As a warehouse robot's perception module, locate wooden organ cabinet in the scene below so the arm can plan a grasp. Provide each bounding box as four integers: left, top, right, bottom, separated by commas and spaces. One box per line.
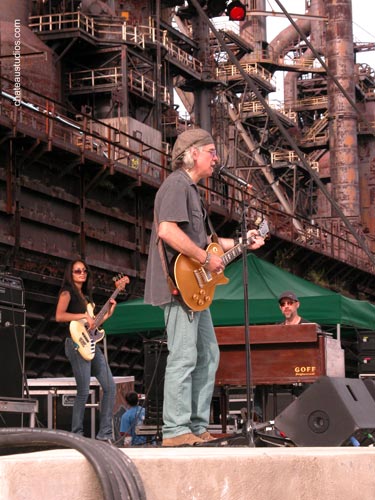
214, 323, 345, 429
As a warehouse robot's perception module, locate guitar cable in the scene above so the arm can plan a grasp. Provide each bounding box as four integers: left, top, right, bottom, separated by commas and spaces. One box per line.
0, 427, 146, 500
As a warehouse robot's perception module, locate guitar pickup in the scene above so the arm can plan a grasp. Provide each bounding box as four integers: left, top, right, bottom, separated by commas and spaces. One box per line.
194, 267, 212, 287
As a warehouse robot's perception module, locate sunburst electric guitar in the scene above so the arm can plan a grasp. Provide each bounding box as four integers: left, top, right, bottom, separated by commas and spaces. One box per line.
69, 275, 129, 361
172, 220, 269, 312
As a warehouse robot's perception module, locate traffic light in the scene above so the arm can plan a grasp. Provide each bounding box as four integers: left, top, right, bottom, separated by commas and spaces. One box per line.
226, 1, 246, 21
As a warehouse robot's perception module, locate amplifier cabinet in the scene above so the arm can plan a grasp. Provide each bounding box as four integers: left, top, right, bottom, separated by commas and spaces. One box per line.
0, 275, 25, 308
143, 340, 167, 426
358, 333, 375, 352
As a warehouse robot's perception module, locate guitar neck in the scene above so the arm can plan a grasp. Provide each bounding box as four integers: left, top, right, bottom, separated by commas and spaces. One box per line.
221, 225, 268, 266
93, 287, 122, 329
221, 242, 243, 267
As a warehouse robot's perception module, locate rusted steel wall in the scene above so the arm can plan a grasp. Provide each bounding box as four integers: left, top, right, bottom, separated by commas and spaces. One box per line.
1, 0, 29, 24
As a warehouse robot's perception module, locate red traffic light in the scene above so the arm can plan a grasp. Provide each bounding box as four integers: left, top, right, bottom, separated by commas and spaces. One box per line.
226, 1, 246, 21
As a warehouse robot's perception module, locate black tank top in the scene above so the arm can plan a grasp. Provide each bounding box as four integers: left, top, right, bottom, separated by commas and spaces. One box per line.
60, 285, 88, 314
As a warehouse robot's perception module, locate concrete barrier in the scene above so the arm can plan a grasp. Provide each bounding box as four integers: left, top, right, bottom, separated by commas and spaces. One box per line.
1, 446, 375, 500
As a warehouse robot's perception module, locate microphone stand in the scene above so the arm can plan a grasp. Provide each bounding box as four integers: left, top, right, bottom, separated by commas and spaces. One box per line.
214, 168, 257, 446
238, 193, 256, 447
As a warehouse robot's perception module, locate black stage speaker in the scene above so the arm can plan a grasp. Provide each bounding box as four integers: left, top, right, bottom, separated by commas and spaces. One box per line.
0, 306, 25, 398
143, 339, 168, 425
274, 376, 375, 446
0, 305, 26, 426
362, 378, 375, 401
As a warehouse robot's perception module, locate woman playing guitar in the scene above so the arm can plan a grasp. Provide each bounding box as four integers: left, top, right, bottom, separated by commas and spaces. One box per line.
55, 259, 127, 442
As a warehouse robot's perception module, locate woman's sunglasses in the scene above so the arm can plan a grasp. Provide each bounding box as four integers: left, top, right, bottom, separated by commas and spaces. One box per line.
73, 268, 88, 275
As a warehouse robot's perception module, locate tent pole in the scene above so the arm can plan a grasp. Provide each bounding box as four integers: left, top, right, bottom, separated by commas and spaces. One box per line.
337, 323, 341, 342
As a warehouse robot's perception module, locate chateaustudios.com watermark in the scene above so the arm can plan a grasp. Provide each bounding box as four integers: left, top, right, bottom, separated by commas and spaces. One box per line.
13, 19, 21, 106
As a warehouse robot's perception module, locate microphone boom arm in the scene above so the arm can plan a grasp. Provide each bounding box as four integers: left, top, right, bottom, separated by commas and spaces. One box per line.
216, 165, 251, 190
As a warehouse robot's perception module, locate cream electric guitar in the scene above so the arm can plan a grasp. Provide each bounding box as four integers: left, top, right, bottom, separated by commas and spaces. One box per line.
69, 275, 129, 361
172, 220, 269, 312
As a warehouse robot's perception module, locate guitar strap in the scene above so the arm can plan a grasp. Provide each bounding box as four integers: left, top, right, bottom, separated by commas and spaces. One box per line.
201, 197, 219, 244
154, 210, 181, 300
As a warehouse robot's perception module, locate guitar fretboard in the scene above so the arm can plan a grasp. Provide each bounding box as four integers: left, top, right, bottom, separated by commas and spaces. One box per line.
93, 286, 122, 329
220, 222, 268, 266
221, 243, 243, 266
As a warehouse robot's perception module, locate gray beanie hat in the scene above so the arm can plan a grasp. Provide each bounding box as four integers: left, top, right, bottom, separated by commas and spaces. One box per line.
171, 128, 214, 168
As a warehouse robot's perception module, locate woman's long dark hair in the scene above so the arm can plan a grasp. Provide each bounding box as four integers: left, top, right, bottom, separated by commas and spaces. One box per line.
59, 259, 94, 305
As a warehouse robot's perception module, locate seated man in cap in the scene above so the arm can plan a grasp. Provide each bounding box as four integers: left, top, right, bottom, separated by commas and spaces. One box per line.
145, 128, 265, 447
278, 291, 322, 331
278, 291, 310, 326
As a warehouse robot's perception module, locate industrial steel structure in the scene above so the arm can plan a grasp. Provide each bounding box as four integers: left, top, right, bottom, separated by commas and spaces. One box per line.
1, 0, 375, 388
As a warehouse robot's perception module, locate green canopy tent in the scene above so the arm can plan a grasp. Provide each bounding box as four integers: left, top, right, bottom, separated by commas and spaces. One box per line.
104, 253, 375, 336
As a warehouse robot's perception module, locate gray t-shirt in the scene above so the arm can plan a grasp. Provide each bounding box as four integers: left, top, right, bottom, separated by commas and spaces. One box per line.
144, 169, 208, 306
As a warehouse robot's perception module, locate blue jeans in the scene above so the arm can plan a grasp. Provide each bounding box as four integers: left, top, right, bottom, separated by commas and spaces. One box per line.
65, 337, 116, 439
162, 303, 220, 439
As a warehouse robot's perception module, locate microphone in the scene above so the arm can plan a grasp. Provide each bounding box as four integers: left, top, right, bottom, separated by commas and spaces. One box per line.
216, 165, 252, 190
0, 321, 25, 328
0, 321, 13, 331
